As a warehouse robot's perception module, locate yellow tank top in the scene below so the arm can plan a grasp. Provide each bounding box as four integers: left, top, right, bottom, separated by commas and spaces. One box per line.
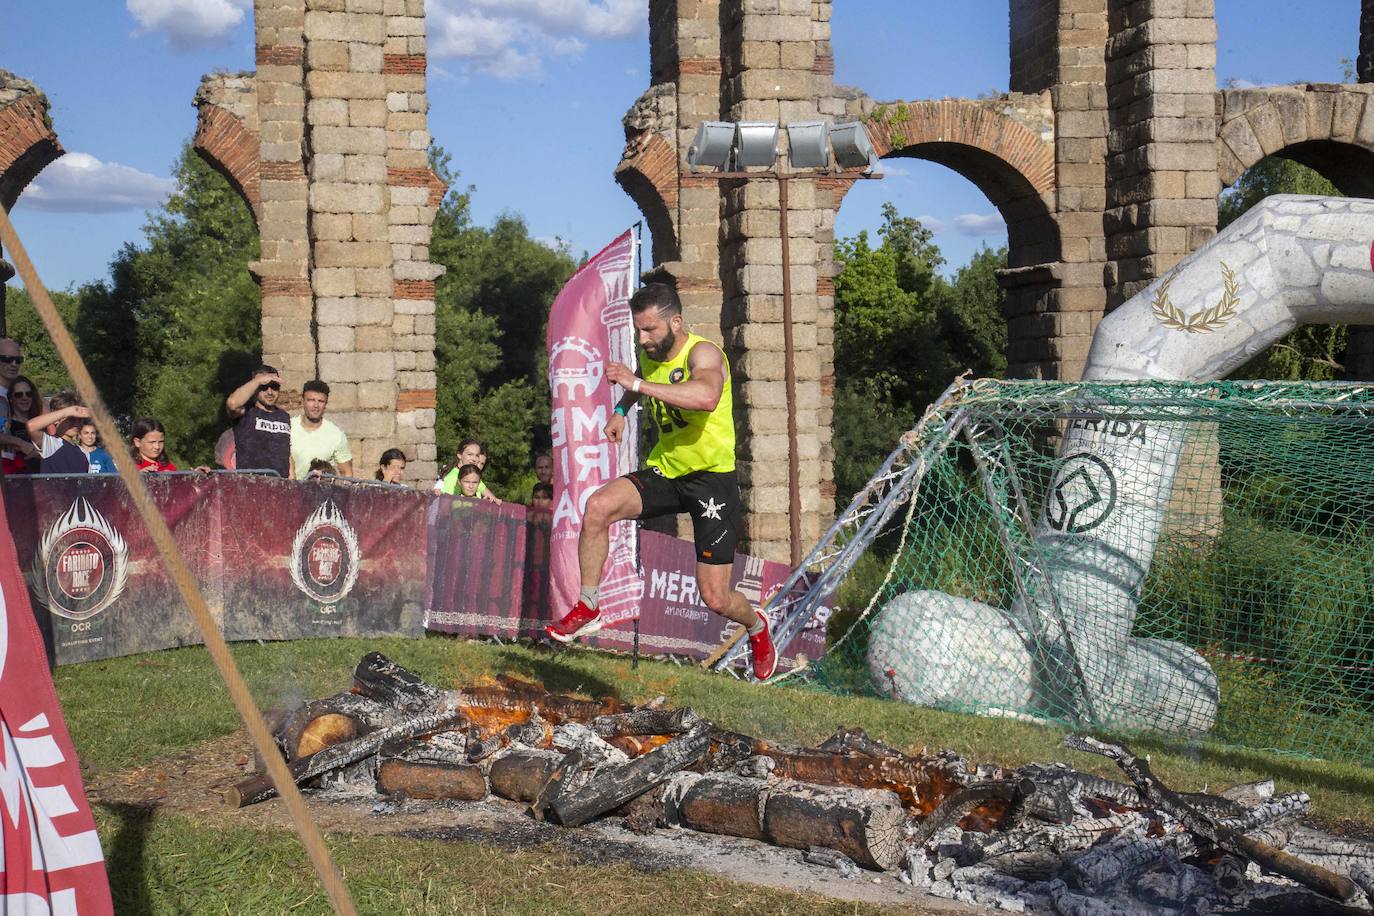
641, 333, 735, 478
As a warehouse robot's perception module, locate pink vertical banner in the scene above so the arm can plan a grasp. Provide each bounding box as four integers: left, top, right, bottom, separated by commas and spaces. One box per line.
547, 228, 643, 629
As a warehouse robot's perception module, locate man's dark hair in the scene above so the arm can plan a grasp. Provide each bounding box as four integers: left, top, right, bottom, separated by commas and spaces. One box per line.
47, 390, 83, 413
532, 482, 553, 499
254, 364, 278, 378
303, 379, 330, 397
630, 282, 682, 318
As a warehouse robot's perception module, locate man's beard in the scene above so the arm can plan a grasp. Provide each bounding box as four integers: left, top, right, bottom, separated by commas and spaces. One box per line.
644, 328, 676, 362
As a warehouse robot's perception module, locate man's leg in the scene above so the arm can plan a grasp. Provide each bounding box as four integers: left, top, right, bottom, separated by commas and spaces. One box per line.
578, 477, 643, 588
546, 476, 644, 643
695, 563, 756, 627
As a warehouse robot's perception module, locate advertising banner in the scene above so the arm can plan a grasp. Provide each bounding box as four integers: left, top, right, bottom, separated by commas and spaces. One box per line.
546, 228, 642, 629
0, 480, 113, 912
3, 474, 425, 665
218, 475, 427, 642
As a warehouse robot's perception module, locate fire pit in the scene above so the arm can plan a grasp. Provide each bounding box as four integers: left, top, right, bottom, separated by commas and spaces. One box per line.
233, 653, 1374, 913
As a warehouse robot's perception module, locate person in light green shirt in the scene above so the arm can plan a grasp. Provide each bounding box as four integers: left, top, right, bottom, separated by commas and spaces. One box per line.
290, 380, 353, 479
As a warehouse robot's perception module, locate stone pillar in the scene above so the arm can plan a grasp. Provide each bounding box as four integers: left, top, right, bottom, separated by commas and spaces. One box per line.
1007, 0, 1110, 380
1105, 0, 1219, 308
1361, 0, 1374, 82
253, 0, 315, 390
296, 0, 439, 482
718, 0, 828, 562
383, 0, 440, 483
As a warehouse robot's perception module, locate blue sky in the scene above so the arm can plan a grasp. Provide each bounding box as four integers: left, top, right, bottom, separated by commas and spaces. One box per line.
0, 1, 1359, 292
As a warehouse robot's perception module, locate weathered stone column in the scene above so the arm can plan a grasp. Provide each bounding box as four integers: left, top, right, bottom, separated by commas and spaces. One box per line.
1007, 0, 1109, 380
1105, 0, 1219, 307
253, 0, 315, 389
718, 0, 829, 561
1347, 0, 1374, 378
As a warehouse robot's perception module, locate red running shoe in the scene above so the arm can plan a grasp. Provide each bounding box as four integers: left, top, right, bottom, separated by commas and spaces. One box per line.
546, 600, 602, 643
748, 613, 777, 681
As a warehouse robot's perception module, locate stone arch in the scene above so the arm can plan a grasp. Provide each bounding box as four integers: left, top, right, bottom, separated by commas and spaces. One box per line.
0, 73, 63, 211
193, 74, 261, 227
855, 99, 1060, 267
614, 132, 679, 265
1219, 85, 1374, 197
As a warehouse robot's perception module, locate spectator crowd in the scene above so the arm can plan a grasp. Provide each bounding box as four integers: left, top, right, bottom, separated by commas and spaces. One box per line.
0, 339, 555, 510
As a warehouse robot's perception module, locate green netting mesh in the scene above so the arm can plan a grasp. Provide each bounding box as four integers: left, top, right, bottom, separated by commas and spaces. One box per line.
805, 378, 1374, 763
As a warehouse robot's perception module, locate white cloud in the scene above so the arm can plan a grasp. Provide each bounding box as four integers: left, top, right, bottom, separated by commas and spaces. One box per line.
874, 161, 911, 180
912, 212, 1005, 237
127, 0, 251, 49
427, 0, 646, 79
16, 153, 176, 214
952, 212, 1006, 236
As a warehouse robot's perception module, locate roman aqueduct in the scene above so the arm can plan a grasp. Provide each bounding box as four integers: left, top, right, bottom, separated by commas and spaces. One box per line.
3, 1, 1374, 561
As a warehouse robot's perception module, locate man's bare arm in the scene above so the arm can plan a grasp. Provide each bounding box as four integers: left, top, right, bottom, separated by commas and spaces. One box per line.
226, 371, 278, 418
634, 341, 727, 412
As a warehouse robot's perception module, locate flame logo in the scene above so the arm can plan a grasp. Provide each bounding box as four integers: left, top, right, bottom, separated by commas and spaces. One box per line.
289, 500, 360, 606
28, 498, 129, 621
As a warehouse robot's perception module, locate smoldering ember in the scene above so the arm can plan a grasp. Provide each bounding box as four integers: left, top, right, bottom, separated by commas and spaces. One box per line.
231, 653, 1374, 915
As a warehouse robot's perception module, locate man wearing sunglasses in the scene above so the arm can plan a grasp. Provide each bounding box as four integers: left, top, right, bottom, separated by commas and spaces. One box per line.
226, 365, 291, 479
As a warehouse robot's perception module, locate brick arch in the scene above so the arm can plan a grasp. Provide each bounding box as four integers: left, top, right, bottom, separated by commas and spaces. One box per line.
1219, 85, 1374, 197
614, 132, 679, 264
862, 100, 1055, 203
0, 90, 63, 211
194, 102, 261, 226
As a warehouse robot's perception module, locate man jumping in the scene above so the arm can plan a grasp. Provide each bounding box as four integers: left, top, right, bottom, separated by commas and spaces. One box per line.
545, 282, 777, 681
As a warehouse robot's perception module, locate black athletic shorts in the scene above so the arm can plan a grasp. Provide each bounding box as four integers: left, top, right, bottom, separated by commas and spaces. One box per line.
626, 467, 745, 565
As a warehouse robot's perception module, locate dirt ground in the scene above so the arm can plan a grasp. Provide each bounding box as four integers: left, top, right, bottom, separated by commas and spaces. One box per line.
85, 731, 985, 914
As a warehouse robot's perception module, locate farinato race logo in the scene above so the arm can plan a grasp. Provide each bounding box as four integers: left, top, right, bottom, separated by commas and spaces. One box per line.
290, 499, 360, 607
28, 498, 129, 621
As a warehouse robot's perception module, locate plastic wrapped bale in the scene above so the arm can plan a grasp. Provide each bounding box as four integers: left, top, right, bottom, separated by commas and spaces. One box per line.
867, 590, 1217, 735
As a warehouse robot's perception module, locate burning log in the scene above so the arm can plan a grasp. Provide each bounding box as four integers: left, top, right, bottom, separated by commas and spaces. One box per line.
487, 748, 562, 803
376, 759, 487, 800
547, 726, 711, 827
910, 778, 1037, 848
225, 708, 467, 808
1065, 734, 1359, 902
815, 726, 907, 759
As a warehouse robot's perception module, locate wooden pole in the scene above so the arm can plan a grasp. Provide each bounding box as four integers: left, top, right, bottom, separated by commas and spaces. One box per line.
0, 206, 359, 916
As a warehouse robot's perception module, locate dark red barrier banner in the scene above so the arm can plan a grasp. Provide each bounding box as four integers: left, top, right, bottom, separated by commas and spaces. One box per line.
3, 474, 426, 665
422, 497, 528, 638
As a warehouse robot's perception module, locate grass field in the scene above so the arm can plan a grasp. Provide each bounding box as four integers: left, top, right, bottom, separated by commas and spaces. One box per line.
58, 634, 1374, 913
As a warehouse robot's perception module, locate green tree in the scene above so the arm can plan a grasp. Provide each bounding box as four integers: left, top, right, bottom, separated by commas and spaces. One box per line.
831, 205, 1008, 504
429, 147, 576, 496
1219, 157, 1344, 381
68, 145, 261, 464
4, 286, 75, 395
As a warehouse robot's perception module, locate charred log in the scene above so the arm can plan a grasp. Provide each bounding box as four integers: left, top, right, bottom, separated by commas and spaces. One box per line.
352, 653, 443, 710
487, 748, 562, 803
548, 726, 711, 827
761, 780, 907, 871
591, 706, 700, 739
910, 778, 1037, 848
1065, 734, 1358, 902
377, 759, 487, 800
676, 773, 770, 841
225, 709, 466, 808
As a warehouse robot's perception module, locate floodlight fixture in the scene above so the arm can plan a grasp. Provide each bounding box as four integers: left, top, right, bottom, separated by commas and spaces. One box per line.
830, 121, 876, 170
786, 120, 831, 170
733, 121, 780, 168
687, 121, 735, 169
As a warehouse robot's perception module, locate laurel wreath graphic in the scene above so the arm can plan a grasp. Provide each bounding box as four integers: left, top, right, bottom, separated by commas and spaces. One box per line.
1151, 261, 1241, 334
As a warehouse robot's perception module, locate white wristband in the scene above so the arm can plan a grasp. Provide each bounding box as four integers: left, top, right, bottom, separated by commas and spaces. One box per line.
632, 378, 642, 394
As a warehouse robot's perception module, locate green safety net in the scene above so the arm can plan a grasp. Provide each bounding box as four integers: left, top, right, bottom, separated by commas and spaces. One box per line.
805, 378, 1374, 763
